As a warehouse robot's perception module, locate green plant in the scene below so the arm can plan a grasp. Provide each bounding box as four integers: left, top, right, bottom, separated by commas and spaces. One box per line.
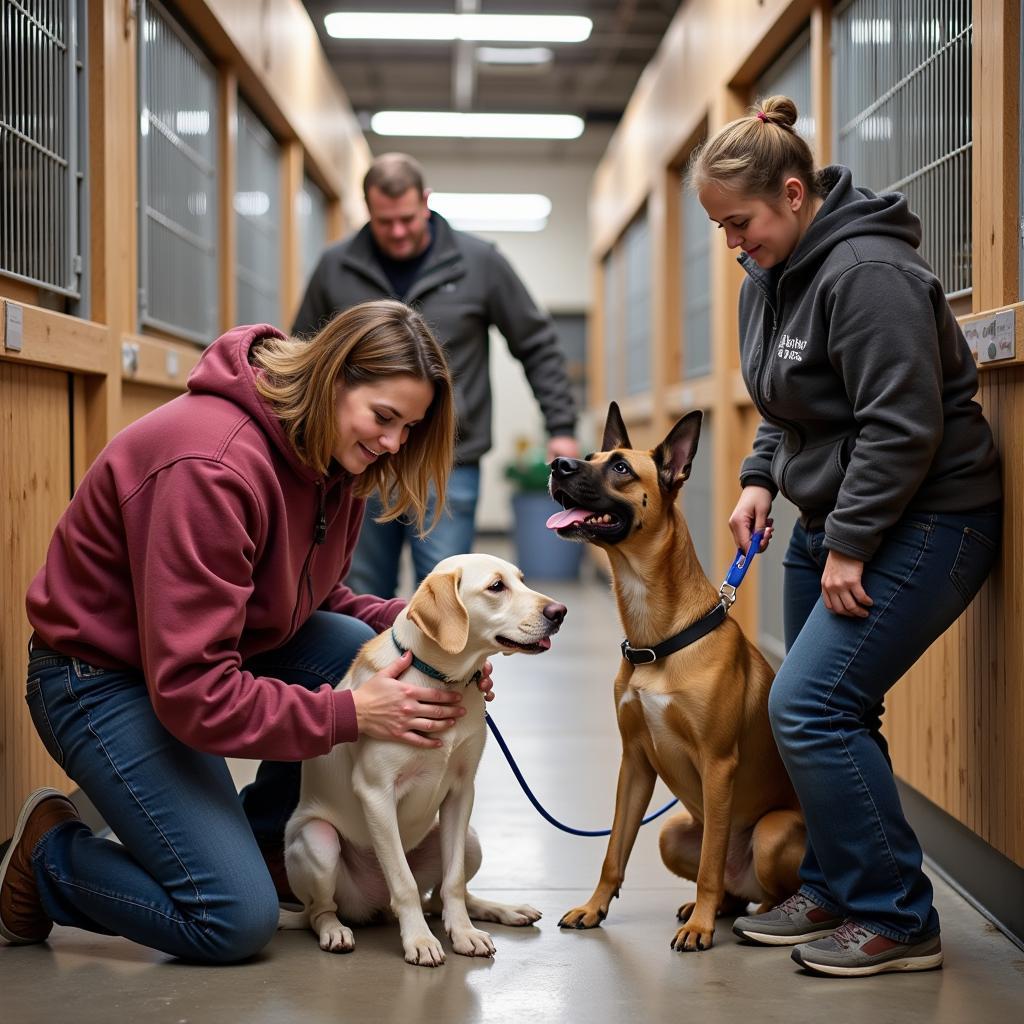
504, 439, 551, 492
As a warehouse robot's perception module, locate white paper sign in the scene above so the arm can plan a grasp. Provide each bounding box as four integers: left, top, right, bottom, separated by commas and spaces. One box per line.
962, 309, 1016, 364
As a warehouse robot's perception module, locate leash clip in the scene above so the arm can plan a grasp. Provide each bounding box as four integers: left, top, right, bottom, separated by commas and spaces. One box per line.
717, 530, 765, 611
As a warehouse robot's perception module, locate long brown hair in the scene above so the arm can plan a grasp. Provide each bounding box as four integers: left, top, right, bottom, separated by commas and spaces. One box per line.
252, 300, 455, 533
687, 95, 825, 201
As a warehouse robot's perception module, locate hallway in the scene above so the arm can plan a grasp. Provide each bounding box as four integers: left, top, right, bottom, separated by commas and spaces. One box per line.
1, 551, 1022, 1023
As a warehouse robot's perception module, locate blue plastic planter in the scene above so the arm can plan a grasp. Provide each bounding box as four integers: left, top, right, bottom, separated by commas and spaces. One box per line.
510, 492, 585, 581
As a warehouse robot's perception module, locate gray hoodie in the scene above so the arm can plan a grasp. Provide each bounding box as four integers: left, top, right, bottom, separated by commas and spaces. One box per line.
292, 212, 576, 465
738, 166, 1000, 560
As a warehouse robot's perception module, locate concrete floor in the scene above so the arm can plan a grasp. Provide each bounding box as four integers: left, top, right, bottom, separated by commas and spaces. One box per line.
3, 543, 1023, 1023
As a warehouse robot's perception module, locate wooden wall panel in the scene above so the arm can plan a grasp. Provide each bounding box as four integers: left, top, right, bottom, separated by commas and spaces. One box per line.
0, 364, 74, 836
118, 383, 187, 433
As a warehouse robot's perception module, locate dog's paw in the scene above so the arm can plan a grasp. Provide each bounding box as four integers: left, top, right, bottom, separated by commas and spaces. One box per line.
501, 903, 542, 927
317, 922, 355, 954
450, 926, 496, 958
465, 896, 542, 926
558, 903, 607, 929
670, 919, 715, 952
404, 931, 446, 967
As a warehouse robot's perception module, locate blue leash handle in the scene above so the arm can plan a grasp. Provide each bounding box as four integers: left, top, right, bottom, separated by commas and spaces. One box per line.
485, 530, 766, 838
719, 529, 764, 607
484, 712, 679, 837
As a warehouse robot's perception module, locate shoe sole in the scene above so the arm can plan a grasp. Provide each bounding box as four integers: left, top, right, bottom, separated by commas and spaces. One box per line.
0, 787, 69, 945
733, 924, 840, 946
796, 951, 944, 977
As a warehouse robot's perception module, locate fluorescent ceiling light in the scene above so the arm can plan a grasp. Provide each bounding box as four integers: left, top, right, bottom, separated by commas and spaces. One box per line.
428, 192, 552, 233
370, 111, 584, 139
476, 47, 554, 66
324, 13, 592, 43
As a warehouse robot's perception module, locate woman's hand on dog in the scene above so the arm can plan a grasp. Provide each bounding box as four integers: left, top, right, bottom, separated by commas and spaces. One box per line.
729, 486, 774, 553
352, 650, 468, 747
477, 660, 495, 702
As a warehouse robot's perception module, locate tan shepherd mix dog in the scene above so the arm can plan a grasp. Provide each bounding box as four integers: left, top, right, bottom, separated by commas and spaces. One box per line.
547, 402, 805, 952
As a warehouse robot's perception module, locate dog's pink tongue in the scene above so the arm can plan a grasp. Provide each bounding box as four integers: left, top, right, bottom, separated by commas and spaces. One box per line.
546, 507, 592, 530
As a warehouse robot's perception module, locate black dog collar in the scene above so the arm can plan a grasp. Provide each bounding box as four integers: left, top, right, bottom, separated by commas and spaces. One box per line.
620, 602, 728, 666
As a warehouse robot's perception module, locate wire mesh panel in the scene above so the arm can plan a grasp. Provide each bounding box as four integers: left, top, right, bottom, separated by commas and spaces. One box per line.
833, 0, 972, 298
681, 185, 712, 378
297, 174, 328, 298
138, 0, 218, 342
602, 249, 622, 402
622, 210, 651, 396
1, 0, 80, 296
756, 27, 815, 149
234, 99, 281, 328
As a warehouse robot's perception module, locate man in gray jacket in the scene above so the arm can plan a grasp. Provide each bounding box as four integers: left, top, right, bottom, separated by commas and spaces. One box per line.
292, 153, 579, 597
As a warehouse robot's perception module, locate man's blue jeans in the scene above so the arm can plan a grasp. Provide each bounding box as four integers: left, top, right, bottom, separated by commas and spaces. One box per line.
23, 610, 374, 962
345, 464, 480, 598
772, 508, 1001, 942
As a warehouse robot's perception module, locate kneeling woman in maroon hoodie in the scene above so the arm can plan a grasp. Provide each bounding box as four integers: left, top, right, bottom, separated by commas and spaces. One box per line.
2, 300, 486, 962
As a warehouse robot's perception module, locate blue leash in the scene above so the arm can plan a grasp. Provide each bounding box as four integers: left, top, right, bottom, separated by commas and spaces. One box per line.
484, 712, 678, 837
485, 530, 764, 838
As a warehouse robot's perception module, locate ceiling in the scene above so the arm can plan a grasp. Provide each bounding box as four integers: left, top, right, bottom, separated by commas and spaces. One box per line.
299, 1, 683, 162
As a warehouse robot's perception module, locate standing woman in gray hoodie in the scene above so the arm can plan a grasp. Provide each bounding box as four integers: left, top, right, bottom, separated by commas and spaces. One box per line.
691, 95, 1002, 977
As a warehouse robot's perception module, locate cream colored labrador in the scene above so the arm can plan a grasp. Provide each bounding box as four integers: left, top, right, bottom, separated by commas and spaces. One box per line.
279, 553, 566, 966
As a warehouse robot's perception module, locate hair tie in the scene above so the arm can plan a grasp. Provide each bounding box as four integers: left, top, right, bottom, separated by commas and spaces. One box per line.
756, 111, 768, 123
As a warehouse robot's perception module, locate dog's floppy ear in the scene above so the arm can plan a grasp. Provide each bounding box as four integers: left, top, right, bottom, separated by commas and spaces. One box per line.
407, 569, 470, 654
654, 410, 703, 492
601, 401, 632, 451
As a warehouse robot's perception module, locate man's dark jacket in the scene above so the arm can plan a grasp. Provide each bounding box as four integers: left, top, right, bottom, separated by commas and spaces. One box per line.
292, 212, 576, 465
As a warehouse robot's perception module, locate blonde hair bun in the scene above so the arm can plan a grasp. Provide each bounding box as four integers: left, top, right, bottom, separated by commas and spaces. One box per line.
756, 95, 799, 130
687, 93, 820, 200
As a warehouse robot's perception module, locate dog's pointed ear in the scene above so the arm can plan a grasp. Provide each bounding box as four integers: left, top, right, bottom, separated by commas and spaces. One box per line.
407, 569, 469, 654
654, 410, 703, 492
601, 402, 632, 451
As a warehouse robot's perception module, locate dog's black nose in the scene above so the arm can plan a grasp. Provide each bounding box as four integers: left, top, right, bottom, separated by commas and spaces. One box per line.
550, 458, 580, 478
543, 602, 567, 626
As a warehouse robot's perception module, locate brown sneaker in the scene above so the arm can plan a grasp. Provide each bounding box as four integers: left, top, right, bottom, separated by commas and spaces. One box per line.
0, 788, 82, 944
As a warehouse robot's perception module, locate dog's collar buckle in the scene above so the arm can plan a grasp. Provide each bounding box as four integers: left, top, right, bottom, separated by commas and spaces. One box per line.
620, 640, 658, 665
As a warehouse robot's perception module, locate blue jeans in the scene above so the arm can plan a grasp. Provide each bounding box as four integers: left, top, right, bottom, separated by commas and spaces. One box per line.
24, 610, 374, 962
345, 464, 480, 599
772, 508, 1001, 942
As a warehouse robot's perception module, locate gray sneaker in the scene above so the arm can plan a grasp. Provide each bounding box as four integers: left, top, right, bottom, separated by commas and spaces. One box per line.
733, 893, 843, 945
793, 920, 943, 977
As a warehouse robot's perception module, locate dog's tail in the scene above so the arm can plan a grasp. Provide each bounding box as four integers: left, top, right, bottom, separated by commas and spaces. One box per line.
277, 905, 308, 930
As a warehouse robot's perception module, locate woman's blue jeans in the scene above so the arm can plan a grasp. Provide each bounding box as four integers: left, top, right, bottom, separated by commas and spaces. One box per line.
24, 610, 374, 962
773, 508, 1001, 942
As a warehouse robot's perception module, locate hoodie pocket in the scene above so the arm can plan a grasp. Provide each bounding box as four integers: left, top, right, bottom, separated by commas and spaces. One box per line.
779, 436, 850, 512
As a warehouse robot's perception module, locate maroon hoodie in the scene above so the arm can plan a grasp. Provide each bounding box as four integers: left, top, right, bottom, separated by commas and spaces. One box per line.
26, 324, 405, 760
